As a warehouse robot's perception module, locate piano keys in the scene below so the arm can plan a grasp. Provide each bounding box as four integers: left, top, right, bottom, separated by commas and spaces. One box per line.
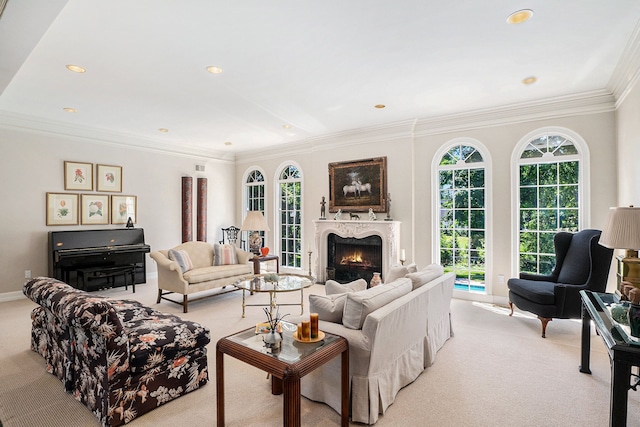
49, 228, 151, 290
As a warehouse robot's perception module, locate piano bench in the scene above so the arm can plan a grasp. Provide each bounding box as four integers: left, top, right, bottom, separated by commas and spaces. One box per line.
77, 265, 136, 292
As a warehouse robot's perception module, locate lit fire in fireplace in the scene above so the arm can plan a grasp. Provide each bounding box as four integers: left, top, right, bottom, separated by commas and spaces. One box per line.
340, 250, 373, 267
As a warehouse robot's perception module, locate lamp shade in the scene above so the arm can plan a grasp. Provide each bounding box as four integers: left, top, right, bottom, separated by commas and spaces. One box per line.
240, 211, 270, 232
599, 206, 640, 250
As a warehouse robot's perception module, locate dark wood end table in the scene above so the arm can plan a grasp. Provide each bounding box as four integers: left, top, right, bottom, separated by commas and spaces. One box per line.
251, 254, 280, 274
216, 326, 349, 427
579, 290, 640, 427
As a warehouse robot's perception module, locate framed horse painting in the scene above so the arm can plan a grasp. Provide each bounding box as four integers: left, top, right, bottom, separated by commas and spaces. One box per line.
328, 157, 387, 213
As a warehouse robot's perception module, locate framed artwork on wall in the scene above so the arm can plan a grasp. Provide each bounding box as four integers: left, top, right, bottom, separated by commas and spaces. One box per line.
328, 157, 387, 213
64, 161, 93, 191
97, 164, 123, 192
111, 195, 137, 224
81, 194, 110, 225
46, 192, 79, 225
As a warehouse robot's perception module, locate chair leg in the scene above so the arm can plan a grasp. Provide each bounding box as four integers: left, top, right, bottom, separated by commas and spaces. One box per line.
183, 295, 188, 313
508, 301, 514, 316
157, 289, 162, 303
538, 316, 552, 338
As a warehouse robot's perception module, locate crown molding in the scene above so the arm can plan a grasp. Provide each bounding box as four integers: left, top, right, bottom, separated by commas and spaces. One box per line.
0, 111, 235, 163
609, 20, 640, 107
235, 120, 415, 164
412, 90, 615, 137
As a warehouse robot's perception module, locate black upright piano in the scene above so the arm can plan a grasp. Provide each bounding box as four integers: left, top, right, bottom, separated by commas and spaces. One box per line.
49, 228, 151, 290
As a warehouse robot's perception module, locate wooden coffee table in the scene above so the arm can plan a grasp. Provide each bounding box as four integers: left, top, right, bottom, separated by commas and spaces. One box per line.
216, 326, 349, 427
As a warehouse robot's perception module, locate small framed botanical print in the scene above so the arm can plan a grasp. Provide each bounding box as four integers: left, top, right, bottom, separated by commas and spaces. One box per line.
64, 161, 93, 191
81, 194, 110, 225
111, 195, 137, 224
46, 193, 79, 225
97, 164, 123, 192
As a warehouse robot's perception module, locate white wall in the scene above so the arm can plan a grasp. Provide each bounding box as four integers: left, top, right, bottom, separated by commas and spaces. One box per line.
616, 79, 640, 206
236, 111, 617, 300
0, 127, 236, 294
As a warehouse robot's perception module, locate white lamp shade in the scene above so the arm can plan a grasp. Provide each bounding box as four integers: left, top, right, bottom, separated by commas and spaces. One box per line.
240, 211, 270, 232
599, 206, 640, 250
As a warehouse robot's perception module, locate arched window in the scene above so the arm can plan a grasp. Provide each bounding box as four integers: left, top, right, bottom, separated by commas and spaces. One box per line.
434, 141, 490, 293
243, 168, 266, 248
278, 164, 302, 268
512, 129, 588, 276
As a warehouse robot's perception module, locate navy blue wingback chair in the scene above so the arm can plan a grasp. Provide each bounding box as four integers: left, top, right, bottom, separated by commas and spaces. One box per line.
507, 229, 613, 337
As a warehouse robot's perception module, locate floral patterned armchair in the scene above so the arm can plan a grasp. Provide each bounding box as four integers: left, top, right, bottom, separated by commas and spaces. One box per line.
23, 277, 210, 427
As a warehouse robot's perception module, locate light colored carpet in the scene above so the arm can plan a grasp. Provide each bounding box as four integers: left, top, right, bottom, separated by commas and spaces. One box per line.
1, 279, 639, 426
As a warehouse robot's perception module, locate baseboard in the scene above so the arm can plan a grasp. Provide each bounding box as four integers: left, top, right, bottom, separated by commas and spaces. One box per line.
0, 290, 27, 303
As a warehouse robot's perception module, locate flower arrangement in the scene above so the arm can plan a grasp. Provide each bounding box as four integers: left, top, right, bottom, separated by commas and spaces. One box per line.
262, 307, 289, 353
263, 307, 288, 332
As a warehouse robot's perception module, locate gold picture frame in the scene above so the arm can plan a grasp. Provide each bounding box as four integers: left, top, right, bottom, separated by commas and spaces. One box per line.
328, 157, 387, 213
46, 192, 79, 226
111, 195, 137, 224
81, 194, 110, 225
64, 161, 93, 191
97, 164, 123, 192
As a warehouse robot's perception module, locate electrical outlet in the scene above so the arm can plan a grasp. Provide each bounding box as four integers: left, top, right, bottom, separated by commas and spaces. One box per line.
498, 274, 505, 284
25, 270, 32, 279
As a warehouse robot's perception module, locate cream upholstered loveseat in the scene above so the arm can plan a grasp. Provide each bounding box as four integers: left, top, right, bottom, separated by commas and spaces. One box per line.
294, 267, 455, 424
150, 241, 252, 312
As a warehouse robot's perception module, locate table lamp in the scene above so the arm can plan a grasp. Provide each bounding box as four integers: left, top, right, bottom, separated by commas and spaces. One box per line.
599, 206, 640, 292
240, 211, 270, 255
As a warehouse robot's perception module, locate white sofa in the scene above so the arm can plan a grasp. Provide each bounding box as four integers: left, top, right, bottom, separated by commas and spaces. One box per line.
150, 241, 253, 312
295, 269, 455, 424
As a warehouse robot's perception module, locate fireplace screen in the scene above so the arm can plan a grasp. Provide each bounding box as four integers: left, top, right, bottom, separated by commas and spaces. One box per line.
327, 233, 382, 283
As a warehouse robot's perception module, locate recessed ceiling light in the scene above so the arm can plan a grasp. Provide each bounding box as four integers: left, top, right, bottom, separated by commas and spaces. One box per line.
65, 64, 86, 73
224, 141, 232, 146
282, 124, 292, 129
522, 76, 537, 85
158, 128, 169, 133
507, 9, 533, 24
374, 104, 386, 109
63, 107, 77, 113
206, 66, 223, 74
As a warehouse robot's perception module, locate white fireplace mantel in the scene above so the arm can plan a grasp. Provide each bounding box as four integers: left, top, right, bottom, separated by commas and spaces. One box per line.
313, 220, 401, 283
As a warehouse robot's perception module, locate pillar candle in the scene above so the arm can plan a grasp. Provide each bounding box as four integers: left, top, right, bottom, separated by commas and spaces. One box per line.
401, 249, 406, 261
310, 313, 319, 338
301, 320, 311, 341
297, 323, 303, 339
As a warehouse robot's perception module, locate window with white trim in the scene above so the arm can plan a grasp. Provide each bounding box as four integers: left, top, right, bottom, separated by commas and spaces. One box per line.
278, 165, 302, 268
516, 134, 582, 275
244, 169, 265, 248
437, 143, 487, 292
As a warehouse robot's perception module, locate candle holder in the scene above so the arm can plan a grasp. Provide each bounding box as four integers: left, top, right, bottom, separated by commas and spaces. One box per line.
400, 259, 405, 265
308, 251, 313, 277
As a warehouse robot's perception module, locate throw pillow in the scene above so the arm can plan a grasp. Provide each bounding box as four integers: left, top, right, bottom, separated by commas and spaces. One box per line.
309, 293, 348, 323
384, 265, 409, 284
325, 278, 367, 295
168, 249, 194, 273
213, 243, 238, 266
342, 279, 412, 329
406, 264, 445, 290
405, 263, 418, 274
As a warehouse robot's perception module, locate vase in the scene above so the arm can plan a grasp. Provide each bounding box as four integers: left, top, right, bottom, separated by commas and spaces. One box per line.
263, 330, 282, 353
370, 272, 382, 287
629, 304, 640, 338
261, 247, 270, 256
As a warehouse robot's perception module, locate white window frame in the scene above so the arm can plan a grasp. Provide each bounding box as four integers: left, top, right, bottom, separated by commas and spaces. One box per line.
275, 162, 303, 270
432, 138, 492, 296
242, 166, 267, 249
510, 127, 590, 278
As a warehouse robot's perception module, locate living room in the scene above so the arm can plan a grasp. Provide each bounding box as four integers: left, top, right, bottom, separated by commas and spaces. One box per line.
1, 1, 640, 426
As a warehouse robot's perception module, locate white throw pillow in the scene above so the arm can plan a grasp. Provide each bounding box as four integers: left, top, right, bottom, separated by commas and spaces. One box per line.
406, 264, 445, 290
342, 278, 412, 329
384, 265, 409, 284
325, 278, 367, 295
309, 293, 348, 323
405, 263, 418, 274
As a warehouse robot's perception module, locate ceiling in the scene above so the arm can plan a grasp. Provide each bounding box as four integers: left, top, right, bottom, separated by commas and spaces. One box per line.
1, 1, 640, 160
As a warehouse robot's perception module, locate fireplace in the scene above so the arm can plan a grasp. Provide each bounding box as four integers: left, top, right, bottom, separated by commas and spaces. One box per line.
312, 219, 401, 284
327, 234, 382, 283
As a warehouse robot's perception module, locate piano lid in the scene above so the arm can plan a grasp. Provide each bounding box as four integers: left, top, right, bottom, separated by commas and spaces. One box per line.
50, 228, 146, 250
